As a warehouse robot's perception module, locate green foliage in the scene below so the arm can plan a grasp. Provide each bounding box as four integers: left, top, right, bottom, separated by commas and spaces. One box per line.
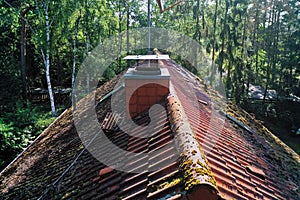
0, 101, 63, 170
35, 117, 55, 132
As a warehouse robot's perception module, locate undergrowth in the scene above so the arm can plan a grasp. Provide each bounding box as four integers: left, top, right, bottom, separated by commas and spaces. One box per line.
0, 100, 66, 171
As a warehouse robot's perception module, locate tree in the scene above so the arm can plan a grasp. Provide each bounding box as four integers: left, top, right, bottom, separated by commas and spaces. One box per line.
1, 0, 28, 103
1, 0, 300, 111
35, 0, 56, 116
20, 7, 27, 100
218, 0, 229, 81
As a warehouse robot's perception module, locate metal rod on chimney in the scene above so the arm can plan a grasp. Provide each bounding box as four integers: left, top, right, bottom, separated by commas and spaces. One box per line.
147, 0, 150, 54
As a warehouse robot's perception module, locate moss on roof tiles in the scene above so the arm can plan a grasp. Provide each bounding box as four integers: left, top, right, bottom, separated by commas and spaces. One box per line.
167, 94, 219, 197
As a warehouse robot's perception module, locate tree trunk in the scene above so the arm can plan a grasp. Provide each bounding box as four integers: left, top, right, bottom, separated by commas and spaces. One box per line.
193, 0, 200, 41
241, 16, 247, 98
72, 38, 76, 109
85, 0, 90, 93
44, 4, 56, 117
126, 2, 130, 67
20, 9, 27, 100
118, 0, 122, 68
262, 63, 270, 104
254, 3, 259, 79
271, 10, 281, 89
72, 16, 80, 109
211, 0, 219, 82
264, 1, 276, 105
226, 32, 233, 95
201, 0, 206, 31
219, 0, 228, 80
226, 59, 232, 94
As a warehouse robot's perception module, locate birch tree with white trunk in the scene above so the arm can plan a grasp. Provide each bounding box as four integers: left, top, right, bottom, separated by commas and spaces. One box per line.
36, 0, 56, 116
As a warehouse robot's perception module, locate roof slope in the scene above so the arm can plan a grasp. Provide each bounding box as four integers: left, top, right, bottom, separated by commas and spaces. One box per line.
0, 59, 299, 200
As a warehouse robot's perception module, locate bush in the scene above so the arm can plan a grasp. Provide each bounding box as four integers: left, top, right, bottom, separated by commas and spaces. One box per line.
0, 119, 27, 169
0, 101, 65, 171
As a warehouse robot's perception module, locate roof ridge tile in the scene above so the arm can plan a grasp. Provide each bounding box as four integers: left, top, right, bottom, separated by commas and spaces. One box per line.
166, 93, 220, 200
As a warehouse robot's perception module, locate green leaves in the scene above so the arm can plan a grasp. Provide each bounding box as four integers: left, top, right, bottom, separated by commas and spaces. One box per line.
0, 100, 62, 170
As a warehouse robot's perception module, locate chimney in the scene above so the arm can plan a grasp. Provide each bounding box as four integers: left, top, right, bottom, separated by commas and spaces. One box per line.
124, 53, 170, 119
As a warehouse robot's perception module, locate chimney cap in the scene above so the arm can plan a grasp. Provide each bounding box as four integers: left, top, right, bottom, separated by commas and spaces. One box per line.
123, 54, 170, 60
125, 68, 170, 79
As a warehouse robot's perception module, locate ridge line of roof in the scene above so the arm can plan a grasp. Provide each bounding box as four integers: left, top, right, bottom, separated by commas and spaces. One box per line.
166, 83, 220, 200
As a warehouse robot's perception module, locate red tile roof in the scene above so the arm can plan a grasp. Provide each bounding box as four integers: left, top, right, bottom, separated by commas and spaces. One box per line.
0, 59, 299, 200
163, 60, 300, 199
